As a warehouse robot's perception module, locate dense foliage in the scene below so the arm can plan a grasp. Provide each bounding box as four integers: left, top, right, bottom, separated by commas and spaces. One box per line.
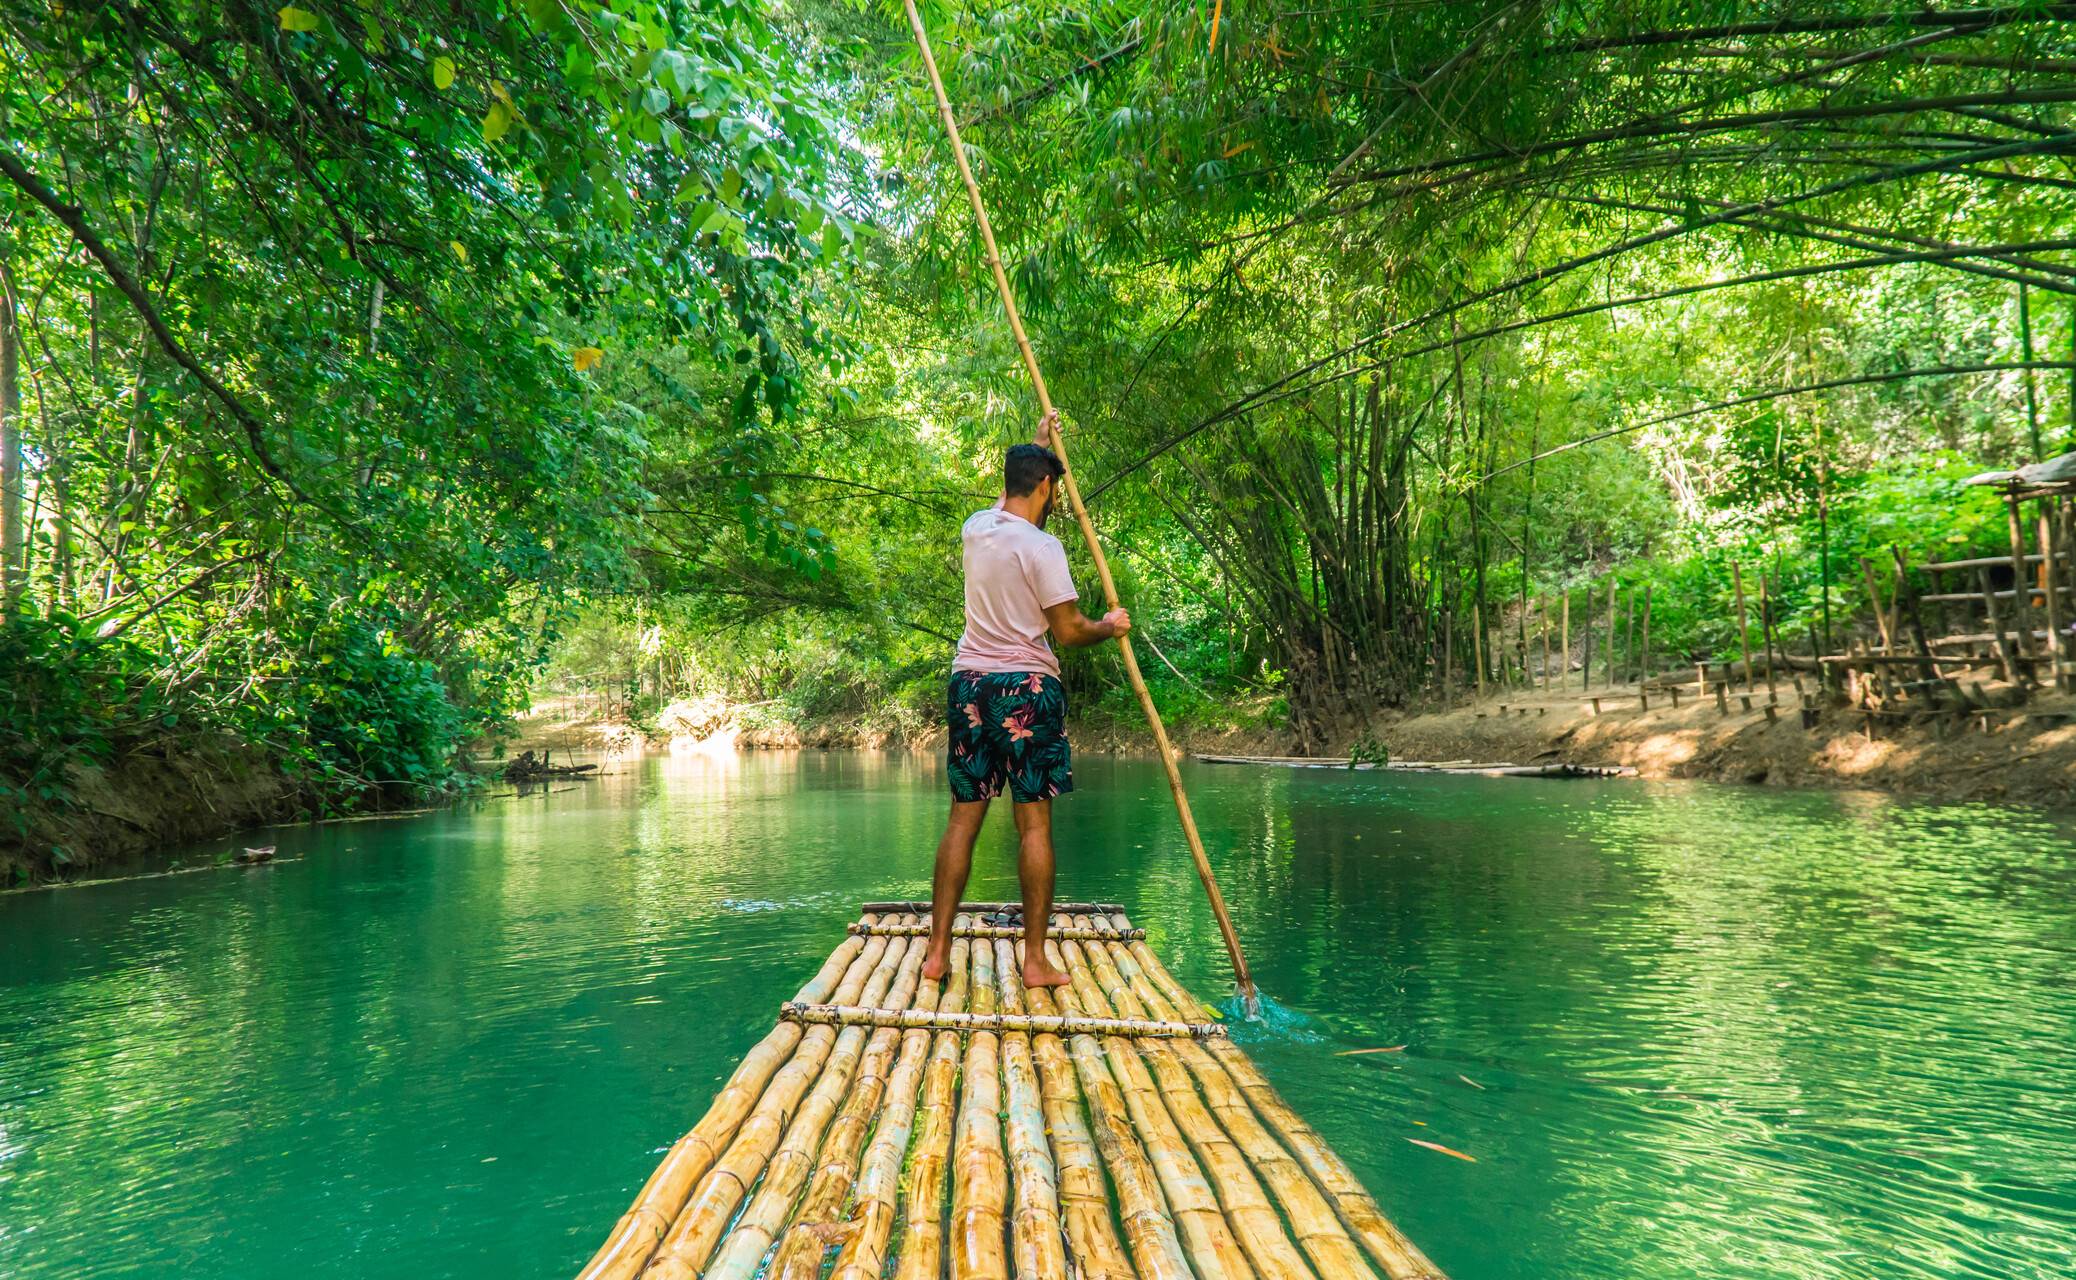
8, 0, 2076, 821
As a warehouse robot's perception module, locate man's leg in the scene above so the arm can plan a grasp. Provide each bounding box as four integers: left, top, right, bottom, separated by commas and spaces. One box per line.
1013, 799, 1072, 987
923, 799, 989, 982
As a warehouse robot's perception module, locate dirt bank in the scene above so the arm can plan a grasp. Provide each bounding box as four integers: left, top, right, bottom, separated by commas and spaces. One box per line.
1363, 680, 2076, 809
4, 736, 319, 884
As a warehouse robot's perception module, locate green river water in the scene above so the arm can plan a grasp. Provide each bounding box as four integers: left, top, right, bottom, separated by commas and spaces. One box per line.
2, 751, 2073, 1279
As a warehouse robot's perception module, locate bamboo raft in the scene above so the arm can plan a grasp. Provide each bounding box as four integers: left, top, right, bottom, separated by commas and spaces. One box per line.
575, 906, 1446, 1280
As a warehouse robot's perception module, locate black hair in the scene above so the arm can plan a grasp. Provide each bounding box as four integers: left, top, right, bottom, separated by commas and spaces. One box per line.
1004, 443, 1065, 498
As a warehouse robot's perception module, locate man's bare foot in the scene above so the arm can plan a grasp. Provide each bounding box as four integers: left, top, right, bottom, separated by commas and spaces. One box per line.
922, 952, 949, 982
1022, 958, 1073, 988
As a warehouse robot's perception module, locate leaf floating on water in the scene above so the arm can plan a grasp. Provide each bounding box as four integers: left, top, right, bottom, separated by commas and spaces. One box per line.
1407, 1138, 1476, 1162
1458, 1074, 1485, 1089
1335, 1046, 1407, 1055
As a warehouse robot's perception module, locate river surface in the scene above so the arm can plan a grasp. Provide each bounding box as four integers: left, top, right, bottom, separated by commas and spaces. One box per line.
3, 751, 2073, 1279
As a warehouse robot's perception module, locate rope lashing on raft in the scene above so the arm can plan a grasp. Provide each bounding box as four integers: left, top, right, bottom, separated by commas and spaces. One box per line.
779, 1001, 1228, 1040
859, 899, 1127, 914
847, 922, 1147, 941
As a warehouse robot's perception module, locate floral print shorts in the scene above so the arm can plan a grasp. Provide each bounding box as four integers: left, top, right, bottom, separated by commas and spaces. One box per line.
946, 670, 1073, 804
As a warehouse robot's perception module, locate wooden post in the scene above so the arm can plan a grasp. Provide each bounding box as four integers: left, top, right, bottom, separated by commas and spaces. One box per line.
1560, 590, 1570, 692
1473, 607, 1486, 700
1580, 590, 1592, 690
1540, 593, 1552, 693
1732, 564, 1754, 691
1640, 584, 1652, 682
2008, 490, 2037, 656
2040, 507, 2068, 691
1977, 565, 2020, 683
1859, 557, 1893, 654
1606, 578, 1617, 690
1890, 547, 1938, 685
903, 1, 1256, 1009
1624, 587, 1635, 687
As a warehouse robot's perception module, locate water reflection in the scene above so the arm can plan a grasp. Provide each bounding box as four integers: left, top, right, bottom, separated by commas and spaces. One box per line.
0, 755, 2071, 1280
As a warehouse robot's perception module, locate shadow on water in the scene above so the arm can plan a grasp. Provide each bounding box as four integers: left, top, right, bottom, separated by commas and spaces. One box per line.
3, 750, 2073, 1280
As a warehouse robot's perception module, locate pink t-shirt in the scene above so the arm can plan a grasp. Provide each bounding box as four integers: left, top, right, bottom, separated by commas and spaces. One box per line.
953, 507, 1078, 676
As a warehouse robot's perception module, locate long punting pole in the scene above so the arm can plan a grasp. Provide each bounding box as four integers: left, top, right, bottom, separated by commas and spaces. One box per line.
902, 0, 1258, 1014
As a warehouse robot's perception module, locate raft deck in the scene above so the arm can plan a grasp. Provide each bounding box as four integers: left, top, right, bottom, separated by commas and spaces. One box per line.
576, 905, 1445, 1280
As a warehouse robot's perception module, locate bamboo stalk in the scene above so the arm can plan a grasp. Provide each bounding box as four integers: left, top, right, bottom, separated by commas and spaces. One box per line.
1026, 959, 1196, 1280
850, 922, 1145, 940
901, 0, 1256, 1012
861, 900, 1126, 914
1067, 925, 1312, 1280
1120, 932, 1447, 1280
1560, 590, 1570, 691
2040, 507, 2068, 689
889, 924, 972, 1280
640, 933, 905, 1279
779, 1003, 1226, 1039
989, 939, 1069, 1280
1098, 935, 1383, 1280
705, 919, 931, 1280
1013, 948, 1137, 1280
825, 932, 950, 1280
949, 927, 1009, 1280
1053, 933, 1256, 1280
573, 925, 876, 1280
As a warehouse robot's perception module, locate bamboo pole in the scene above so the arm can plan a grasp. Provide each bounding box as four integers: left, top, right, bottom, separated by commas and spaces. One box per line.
574, 924, 876, 1280
1014, 946, 1137, 1280
949, 926, 1008, 1280
991, 939, 1068, 1280
1539, 594, 1551, 691
1560, 590, 1570, 691
1732, 564, 1754, 691
1054, 935, 1257, 1280
1859, 558, 1893, 654
704, 921, 929, 1280
1119, 933, 1447, 1280
640, 933, 905, 1279
1605, 579, 1617, 690
824, 932, 949, 1280
1095, 932, 1384, 1280
1026, 962, 1195, 1280
2009, 491, 2039, 657
2044, 508, 2070, 692
901, 0, 1256, 1012
1472, 607, 1485, 700
890, 925, 971, 1280
849, 922, 1145, 940
1068, 925, 1313, 1280
779, 1004, 1226, 1039
1640, 584, 1652, 682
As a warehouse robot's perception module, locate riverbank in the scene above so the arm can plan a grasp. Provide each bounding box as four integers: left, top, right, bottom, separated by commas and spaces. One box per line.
1360, 679, 2076, 808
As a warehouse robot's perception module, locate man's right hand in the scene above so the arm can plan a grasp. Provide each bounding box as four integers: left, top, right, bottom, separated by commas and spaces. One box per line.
1102, 608, 1132, 639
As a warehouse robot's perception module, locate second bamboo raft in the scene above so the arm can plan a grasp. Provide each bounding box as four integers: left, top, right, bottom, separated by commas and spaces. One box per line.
575, 906, 1448, 1280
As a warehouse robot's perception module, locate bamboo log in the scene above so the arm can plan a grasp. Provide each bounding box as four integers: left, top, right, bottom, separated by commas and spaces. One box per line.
949, 927, 1009, 1280
1014, 949, 1137, 1280
1120, 933, 1447, 1280
1068, 926, 1314, 1280
2041, 508, 2068, 689
1733, 564, 1755, 688
989, 939, 1069, 1280
1026, 963, 1196, 1280
850, 922, 1146, 940
824, 931, 949, 1280
640, 932, 905, 1279
779, 1003, 1227, 1039
902, 0, 1256, 1011
1054, 933, 1256, 1280
573, 925, 875, 1280
889, 925, 972, 1280
861, 900, 1126, 914
705, 920, 931, 1280
1099, 936, 1383, 1280
2009, 491, 2039, 654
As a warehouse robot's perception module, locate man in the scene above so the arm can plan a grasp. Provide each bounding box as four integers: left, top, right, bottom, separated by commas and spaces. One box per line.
922, 409, 1130, 988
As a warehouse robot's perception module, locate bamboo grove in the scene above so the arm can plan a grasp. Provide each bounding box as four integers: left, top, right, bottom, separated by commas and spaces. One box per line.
9, 0, 2076, 800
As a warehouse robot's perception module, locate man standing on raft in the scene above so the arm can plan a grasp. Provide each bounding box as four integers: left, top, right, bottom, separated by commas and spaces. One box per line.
922, 410, 1131, 988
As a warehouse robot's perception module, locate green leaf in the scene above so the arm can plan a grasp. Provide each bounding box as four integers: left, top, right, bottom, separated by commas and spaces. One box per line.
483, 101, 512, 142
278, 6, 320, 33
432, 56, 456, 90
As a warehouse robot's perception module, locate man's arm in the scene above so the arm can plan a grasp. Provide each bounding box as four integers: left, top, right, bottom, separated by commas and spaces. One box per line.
1043, 600, 1131, 648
